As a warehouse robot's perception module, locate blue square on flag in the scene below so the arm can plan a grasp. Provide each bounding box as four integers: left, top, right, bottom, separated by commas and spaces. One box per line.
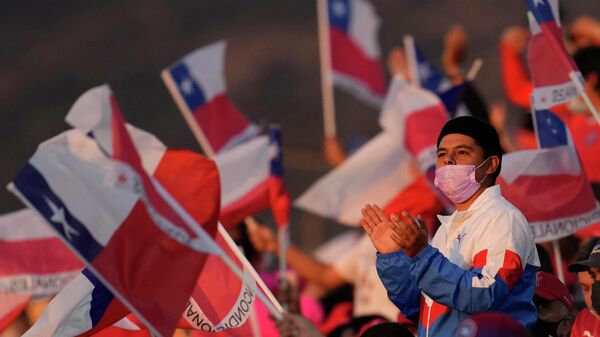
535, 109, 568, 148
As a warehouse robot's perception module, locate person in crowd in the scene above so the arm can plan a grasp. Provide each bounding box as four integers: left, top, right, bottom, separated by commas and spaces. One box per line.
361, 116, 539, 336
532, 271, 574, 337
568, 238, 600, 336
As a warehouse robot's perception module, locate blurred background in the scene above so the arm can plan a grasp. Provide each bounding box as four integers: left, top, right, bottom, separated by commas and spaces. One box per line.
1, 0, 599, 250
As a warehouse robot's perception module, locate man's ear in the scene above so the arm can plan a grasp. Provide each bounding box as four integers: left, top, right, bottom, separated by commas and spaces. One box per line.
486, 156, 501, 175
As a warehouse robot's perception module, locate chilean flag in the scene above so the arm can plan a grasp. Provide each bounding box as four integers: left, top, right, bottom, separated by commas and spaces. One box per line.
10, 86, 221, 336
162, 41, 258, 153
414, 45, 452, 94
329, 0, 386, 107
525, 0, 581, 109
499, 109, 600, 242
296, 77, 446, 227
379, 77, 448, 176
64, 85, 262, 335
267, 125, 291, 229
0, 209, 82, 299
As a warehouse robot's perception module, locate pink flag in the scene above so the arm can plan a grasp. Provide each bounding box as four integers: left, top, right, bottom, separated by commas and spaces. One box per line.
329, 0, 386, 107
162, 41, 258, 153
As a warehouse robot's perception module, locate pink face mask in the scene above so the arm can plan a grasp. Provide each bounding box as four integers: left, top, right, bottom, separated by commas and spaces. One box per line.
434, 158, 489, 204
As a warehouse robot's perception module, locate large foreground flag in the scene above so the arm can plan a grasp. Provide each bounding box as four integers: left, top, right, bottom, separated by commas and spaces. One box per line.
0, 209, 82, 298
328, 0, 386, 107
65, 85, 263, 335
499, 109, 600, 242
162, 40, 258, 153
525, 0, 581, 109
10, 88, 221, 336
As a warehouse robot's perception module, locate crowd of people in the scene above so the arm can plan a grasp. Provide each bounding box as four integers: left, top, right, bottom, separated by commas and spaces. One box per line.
3, 10, 600, 337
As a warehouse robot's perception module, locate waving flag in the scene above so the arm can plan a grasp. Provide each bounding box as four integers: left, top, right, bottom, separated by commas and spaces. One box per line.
65, 85, 265, 335
296, 77, 447, 225
0, 209, 82, 298
499, 109, 600, 242
267, 125, 291, 229
162, 41, 258, 153
216, 136, 271, 228
10, 86, 221, 336
378, 77, 448, 175
329, 0, 386, 106
524, 0, 581, 109
414, 45, 451, 94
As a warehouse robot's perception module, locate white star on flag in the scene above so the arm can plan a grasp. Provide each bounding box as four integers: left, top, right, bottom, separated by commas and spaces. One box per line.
418, 63, 432, 81
180, 77, 194, 96
331, 0, 346, 18
533, 0, 545, 7
44, 197, 79, 241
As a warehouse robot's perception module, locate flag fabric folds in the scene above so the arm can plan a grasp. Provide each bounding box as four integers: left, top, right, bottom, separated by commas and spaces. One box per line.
329, 0, 386, 107
10, 85, 221, 336
0, 293, 30, 333
498, 109, 600, 242
64, 85, 262, 335
162, 40, 258, 153
524, 0, 581, 109
0, 209, 82, 298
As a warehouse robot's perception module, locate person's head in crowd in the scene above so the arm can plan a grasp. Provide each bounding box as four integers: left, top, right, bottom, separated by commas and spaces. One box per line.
358, 322, 413, 337
435, 116, 502, 210
570, 46, 600, 115
536, 244, 555, 274
532, 271, 574, 337
326, 315, 388, 337
454, 312, 529, 337
568, 238, 600, 317
568, 16, 600, 51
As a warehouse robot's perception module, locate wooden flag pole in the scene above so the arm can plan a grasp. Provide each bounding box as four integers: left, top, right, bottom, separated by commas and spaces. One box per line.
569, 72, 600, 125
161, 70, 216, 157
162, 71, 286, 315
465, 58, 483, 82
552, 240, 565, 282
317, 0, 337, 138
403, 35, 420, 87
152, 179, 284, 320
217, 224, 286, 314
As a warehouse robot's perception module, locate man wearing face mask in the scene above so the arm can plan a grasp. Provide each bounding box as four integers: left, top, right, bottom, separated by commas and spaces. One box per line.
568, 240, 600, 336
533, 271, 574, 337
360, 116, 540, 337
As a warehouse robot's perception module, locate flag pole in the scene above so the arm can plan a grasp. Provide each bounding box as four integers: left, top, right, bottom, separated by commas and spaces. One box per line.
568, 72, 600, 125
217, 224, 286, 314
151, 180, 284, 320
163, 70, 284, 307
465, 58, 483, 82
317, 0, 337, 138
161, 70, 216, 157
403, 35, 420, 87
552, 240, 565, 282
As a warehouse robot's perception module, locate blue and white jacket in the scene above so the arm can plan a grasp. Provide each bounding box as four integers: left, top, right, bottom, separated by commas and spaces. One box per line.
376, 185, 540, 337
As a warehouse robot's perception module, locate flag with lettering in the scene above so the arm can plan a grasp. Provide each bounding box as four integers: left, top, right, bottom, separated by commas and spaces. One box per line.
0, 209, 82, 298
524, 0, 582, 109
161, 40, 258, 153
10, 86, 221, 336
499, 109, 600, 242
329, 0, 386, 107
64, 85, 259, 335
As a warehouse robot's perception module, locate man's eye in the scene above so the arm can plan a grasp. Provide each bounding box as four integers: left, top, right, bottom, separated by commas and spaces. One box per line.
458, 150, 468, 155
437, 153, 446, 158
